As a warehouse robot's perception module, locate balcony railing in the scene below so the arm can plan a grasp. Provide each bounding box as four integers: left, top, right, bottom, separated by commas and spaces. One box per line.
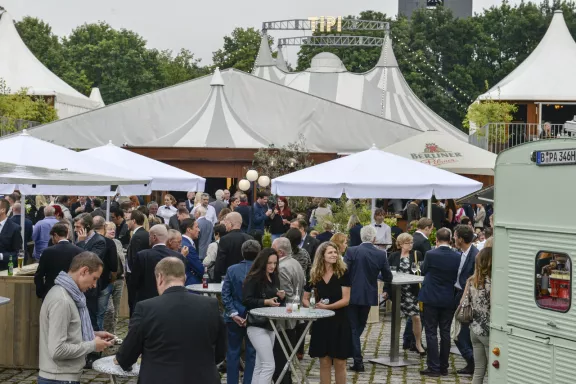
469, 122, 576, 154
0, 117, 40, 137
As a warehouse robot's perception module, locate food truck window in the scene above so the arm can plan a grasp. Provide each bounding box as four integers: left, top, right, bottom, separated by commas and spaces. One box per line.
535, 251, 571, 312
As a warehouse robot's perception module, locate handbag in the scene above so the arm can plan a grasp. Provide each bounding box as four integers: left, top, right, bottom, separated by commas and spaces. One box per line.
247, 312, 269, 327
455, 284, 473, 324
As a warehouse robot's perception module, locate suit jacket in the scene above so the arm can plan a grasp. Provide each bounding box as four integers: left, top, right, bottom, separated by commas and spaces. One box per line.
315, 231, 333, 243
132, 245, 185, 303
127, 228, 150, 273
418, 246, 461, 308
0, 218, 23, 270
413, 232, 432, 261
457, 245, 479, 291
90, 208, 106, 218
116, 220, 131, 248
76, 233, 106, 259
344, 243, 392, 306
116, 286, 226, 384
10, 215, 32, 247
197, 217, 213, 260
182, 237, 204, 285
185, 199, 195, 213
348, 224, 362, 247
302, 235, 320, 263
100, 237, 119, 288
235, 205, 251, 232
71, 199, 93, 218
34, 241, 84, 299
213, 229, 253, 282
168, 215, 180, 231
431, 204, 445, 230
209, 200, 227, 216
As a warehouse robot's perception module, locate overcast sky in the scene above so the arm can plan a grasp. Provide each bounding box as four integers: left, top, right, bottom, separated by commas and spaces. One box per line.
3, 0, 538, 65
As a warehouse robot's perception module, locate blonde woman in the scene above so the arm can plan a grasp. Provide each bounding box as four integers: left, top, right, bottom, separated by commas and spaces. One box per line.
330, 232, 348, 256
303, 242, 351, 384
103, 221, 126, 334
158, 194, 177, 223
35, 195, 49, 222
461, 247, 492, 384
387, 233, 426, 355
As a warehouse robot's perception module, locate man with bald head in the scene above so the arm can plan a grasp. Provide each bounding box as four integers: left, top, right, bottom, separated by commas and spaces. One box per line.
132, 224, 186, 304
213, 212, 253, 282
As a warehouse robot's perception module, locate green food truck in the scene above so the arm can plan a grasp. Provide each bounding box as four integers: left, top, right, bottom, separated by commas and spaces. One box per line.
489, 139, 575, 384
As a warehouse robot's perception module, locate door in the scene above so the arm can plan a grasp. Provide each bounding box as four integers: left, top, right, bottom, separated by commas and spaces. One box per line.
507, 328, 553, 384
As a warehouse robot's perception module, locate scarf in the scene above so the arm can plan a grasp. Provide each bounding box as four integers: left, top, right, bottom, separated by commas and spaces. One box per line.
54, 271, 95, 342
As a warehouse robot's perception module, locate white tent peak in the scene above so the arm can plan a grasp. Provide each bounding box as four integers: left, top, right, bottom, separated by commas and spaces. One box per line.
376, 34, 399, 68
211, 67, 225, 86
370, 144, 378, 150
253, 33, 275, 69
20, 129, 29, 136
276, 47, 289, 72
89, 88, 105, 107
478, 10, 576, 101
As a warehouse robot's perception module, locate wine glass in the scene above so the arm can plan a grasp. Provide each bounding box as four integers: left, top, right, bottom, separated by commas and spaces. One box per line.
390, 266, 397, 273
411, 262, 418, 274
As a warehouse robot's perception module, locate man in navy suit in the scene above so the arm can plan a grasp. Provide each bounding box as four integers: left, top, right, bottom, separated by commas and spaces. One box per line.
418, 228, 461, 377
453, 224, 478, 375
344, 225, 393, 372
180, 218, 204, 285
0, 198, 23, 271
10, 203, 32, 263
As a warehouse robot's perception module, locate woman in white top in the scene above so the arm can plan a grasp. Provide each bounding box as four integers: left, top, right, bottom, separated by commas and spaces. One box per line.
203, 223, 227, 268
157, 194, 177, 223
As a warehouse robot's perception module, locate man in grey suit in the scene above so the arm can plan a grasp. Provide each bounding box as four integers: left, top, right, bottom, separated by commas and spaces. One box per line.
210, 190, 228, 217
194, 206, 214, 261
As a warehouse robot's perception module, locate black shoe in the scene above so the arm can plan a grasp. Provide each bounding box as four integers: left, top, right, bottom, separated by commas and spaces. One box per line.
218, 362, 227, 373
420, 368, 441, 377
457, 364, 474, 375
440, 370, 449, 376
349, 363, 365, 372
403, 342, 411, 350
416, 348, 427, 357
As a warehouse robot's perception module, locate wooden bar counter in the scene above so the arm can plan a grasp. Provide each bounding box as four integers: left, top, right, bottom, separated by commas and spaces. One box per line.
0, 269, 42, 369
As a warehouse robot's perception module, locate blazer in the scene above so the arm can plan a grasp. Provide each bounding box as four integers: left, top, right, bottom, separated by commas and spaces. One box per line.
116, 220, 131, 248
209, 200, 227, 216
213, 229, 253, 282
412, 232, 432, 261
185, 199, 195, 213
197, 217, 214, 260
344, 243, 392, 306
10, 215, 32, 247
302, 235, 320, 263
132, 245, 185, 303
235, 205, 251, 232
100, 237, 119, 288
221, 260, 253, 322
0, 218, 23, 270
34, 241, 84, 299
182, 237, 204, 285
168, 215, 180, 231
76, 233, 106, 259
126, 228, 150, 273
116, 286, 226, 384
348, 224, 363, 247
457, 245, 479, 291
315, 231, 333, 243
418, 245, 461, 308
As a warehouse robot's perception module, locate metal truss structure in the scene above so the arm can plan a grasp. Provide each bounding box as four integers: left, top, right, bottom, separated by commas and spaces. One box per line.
277, 35, 385, 48
262, 19, 389, 32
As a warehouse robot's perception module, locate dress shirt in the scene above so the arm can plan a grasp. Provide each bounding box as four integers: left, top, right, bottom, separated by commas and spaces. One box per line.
374, 222, 392, 248
416, 230, 428, 240
153, 243, 167, 248
0, 218, 6, 260
455, 245, 470, 289
191, 205, 218, 225
299, 235, 307, 248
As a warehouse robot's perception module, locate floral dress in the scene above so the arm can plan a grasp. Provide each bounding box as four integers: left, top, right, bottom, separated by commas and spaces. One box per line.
399, 257, 420, 317
469, 278, 491, 337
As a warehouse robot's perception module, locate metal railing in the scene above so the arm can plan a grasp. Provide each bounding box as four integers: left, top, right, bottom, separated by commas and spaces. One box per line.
470, 122, 576, 154
0, 117, 40, 137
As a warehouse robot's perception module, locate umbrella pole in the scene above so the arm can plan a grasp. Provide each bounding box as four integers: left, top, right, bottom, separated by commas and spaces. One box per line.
21, 193, 26, 251
371, 198, 376, 224
427, 199, 432, 219
106, 196, 111, 221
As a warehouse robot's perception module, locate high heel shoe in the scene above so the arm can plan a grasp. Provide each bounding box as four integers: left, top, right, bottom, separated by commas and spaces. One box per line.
416, 347, 427, 357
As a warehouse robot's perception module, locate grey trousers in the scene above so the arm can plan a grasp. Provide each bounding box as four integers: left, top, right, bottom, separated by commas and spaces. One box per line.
471, 331, 490, 384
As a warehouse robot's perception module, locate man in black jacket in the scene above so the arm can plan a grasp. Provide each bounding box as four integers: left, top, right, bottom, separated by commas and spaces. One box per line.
125, 210, 150, 317
213, 212, 252, 282
116, 257, 226, 384
290, 219, 320, 262
413, 218, 433, 261
111, 207, 130, 248
34, 223, 83, 299
0, 198, 23, 271
132, 225, 185, 303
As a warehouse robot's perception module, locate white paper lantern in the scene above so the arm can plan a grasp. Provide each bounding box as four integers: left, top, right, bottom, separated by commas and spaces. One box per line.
246, 169, 259, 182
238, 179, 251, 191
258, 175, 271, 187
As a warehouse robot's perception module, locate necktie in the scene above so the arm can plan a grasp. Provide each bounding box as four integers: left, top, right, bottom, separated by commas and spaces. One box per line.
375, 224, 382, 227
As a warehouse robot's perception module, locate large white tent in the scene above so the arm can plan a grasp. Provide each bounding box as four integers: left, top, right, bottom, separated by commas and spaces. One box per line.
478, 10, 576, 101
79, 142, 206, 193
382, 131, 497, 176
253, 33, 467, 142
271, 146, 482, 199
0, 10, 102, 118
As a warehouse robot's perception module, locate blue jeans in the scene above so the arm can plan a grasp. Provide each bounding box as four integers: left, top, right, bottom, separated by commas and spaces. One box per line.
227, 322, 256, 384
348, 304, 371, 365
97, 283, 113, 331
422, 305, 453, 373
38, 377, 80, 384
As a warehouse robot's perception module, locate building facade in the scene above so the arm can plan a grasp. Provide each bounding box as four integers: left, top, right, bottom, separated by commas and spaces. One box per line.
398, 0, 473, 19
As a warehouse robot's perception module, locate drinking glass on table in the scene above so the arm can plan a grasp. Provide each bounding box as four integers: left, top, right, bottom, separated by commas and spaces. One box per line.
17, 250, 24, 269
411, 262, 418, 274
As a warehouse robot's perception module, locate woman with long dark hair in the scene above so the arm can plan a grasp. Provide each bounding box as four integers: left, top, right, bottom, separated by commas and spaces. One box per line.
242, 248, 286, 384
268, 197, 293, 241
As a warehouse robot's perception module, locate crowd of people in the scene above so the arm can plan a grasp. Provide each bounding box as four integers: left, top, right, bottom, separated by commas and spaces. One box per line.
5, 189, 494, 384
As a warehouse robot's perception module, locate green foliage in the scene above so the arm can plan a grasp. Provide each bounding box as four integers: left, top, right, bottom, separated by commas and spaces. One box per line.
157, 49, 210, 87
262, 231, 272, 248
0, 79, 58, 130
313, 198, 372, 234
212, 27, 273, 73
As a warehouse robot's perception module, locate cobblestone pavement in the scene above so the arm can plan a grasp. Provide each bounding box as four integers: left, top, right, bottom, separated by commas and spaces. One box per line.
0, 311, 482, 384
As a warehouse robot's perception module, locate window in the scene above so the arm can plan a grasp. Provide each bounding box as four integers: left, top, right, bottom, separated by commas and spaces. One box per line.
535, 251, 571, 312
427, 0, 443, 7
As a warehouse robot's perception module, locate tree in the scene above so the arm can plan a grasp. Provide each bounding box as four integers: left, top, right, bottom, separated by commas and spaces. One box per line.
157, 49, 210, 87
212, 27, 275, 73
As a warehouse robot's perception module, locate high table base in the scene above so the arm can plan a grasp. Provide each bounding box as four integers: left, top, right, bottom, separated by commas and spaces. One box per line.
369, 357, 420, 367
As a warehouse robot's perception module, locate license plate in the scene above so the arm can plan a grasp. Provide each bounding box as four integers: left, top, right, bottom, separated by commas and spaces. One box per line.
535, 149, 576, 165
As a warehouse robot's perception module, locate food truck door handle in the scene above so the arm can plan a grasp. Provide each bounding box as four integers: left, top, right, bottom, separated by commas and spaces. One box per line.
546, 321, 558, 328
535, 336, 551, 344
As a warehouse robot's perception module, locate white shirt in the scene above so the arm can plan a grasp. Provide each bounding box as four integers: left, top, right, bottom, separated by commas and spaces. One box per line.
373, 222, 392, 248
416, 230, 428, 239
157, 205, 177, 223
455, 245, 471, 289
191, 205, 218, 225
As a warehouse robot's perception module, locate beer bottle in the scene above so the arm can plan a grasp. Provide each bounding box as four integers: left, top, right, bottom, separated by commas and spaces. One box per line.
7, 256, 13, 276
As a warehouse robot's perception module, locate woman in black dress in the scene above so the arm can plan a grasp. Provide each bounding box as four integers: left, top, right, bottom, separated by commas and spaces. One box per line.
302, 242, 351, 384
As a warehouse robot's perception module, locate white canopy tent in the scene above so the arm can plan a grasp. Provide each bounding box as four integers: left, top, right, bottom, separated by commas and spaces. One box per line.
382, 131, 497, 176
78, 142, 206, 193
272, 146, 482, 199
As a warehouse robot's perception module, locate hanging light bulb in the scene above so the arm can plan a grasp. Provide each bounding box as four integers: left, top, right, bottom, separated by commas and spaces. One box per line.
238, 179, 251, 191
288, 158, 297, 168
258, 175, 271, 188
268, 158, 276, 167
246, 169, 259, 182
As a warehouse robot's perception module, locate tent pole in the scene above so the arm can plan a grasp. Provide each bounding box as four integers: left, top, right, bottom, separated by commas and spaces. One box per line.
106, 196, 111, 221
371, 198, 376, 224
20, 193, 26, 251
427, 199, 432, 219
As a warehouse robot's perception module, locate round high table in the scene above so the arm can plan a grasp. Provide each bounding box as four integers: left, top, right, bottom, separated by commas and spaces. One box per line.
92, 355, 139, 383
0, 296, 10, 306
186, 283, 222, 298
370, 272, 424, 367
250, 307, 334, 384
